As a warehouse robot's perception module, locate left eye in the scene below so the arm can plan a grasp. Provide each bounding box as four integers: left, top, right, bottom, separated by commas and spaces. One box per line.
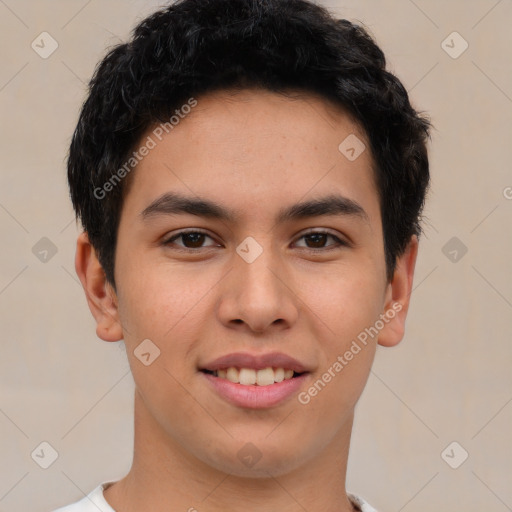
295, 231, 346, 250
163, 230, 346, 250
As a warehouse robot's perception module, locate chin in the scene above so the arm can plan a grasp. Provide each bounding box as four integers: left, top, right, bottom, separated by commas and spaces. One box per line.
194, 435, 313, 478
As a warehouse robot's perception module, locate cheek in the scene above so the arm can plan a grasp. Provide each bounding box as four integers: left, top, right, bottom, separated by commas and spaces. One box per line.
115, 264, 206, 407
297, 273, 381, 422
115, 259, 219, 390
298, 262, 385, 344
116, 254, 207, 338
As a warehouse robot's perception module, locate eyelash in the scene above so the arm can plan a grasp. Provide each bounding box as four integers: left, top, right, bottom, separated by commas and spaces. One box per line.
162, 229, 349, 252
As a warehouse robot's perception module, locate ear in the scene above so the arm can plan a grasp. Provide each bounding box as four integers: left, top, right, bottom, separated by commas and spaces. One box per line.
74, 232, 123, 342
377, 235, 419, 348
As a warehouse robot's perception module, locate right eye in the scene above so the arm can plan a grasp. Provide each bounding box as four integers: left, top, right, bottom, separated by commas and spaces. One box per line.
162, 230, 221, 251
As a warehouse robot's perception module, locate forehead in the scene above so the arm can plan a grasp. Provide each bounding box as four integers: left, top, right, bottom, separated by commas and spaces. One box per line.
172, 87, 367, 151
122, 87, 380, 228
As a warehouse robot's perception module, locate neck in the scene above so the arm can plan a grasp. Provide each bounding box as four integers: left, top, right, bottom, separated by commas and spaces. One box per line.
104, 389, 357, 512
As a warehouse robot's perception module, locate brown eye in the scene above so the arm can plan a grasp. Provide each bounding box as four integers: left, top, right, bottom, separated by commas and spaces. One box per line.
304, 233, 329, 248
295, 231, 348, 250
163, 230, 218, 250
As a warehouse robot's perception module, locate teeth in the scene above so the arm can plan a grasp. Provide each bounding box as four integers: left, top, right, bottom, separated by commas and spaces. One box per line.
226, 367, 239, 383
274, 367, 284, 383
212, 367, 298, 385
256, 367, 275, 386
239, 368, 256, 385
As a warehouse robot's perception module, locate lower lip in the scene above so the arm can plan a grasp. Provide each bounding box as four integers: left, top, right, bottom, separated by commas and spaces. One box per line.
201, 372, 309, 409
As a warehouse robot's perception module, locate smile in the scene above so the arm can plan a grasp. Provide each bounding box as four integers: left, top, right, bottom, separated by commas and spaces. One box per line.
201, 366, 302, 386
200, 369, 309, 409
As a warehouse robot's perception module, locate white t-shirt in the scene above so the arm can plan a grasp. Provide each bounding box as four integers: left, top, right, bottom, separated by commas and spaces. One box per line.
51, 480, 379, 512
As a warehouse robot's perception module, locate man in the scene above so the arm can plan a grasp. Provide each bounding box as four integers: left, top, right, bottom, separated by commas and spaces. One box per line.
55, 0, 430, 510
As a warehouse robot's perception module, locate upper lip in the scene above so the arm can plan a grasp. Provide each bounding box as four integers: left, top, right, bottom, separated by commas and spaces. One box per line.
199, 351, 310, 373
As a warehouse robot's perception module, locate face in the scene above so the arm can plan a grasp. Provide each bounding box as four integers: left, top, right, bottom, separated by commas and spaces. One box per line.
79, 88, 416, 478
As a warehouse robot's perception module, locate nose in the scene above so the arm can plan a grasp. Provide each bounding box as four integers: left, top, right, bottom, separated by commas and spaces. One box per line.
216, 238, 299, 334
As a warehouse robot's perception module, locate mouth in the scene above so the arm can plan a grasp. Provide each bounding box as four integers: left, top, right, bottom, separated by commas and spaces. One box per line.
198, 351, 312, 408
200, 368, 310, 409
200, 367, 307, 386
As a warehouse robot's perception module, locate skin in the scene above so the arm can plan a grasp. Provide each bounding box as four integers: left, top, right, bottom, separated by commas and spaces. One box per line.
75, 88, 418, 512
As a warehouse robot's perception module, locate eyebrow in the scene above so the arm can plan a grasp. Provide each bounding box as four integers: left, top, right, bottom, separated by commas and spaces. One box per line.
140, 192, 369, 225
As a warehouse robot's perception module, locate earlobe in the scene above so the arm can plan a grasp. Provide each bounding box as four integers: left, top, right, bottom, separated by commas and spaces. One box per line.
74, 232, 123, 342
377, 235, 419, 348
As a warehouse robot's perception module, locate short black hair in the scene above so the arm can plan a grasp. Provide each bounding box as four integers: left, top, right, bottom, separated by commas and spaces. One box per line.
67, 0, 431, 286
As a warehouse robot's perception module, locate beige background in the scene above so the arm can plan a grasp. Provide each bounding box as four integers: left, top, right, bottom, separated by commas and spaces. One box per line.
1, 0, 511, 510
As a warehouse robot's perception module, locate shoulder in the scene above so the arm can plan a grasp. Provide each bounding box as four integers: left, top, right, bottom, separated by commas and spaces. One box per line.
50, 481, 116, 512
348, 492, 380, 512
